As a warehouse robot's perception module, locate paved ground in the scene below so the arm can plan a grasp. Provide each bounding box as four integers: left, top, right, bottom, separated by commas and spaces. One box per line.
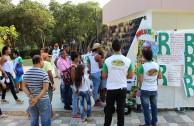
1, 66, 194, 126
1, 110, 194, 126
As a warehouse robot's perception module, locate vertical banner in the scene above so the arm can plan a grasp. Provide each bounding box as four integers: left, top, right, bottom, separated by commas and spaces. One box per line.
183, 75, 194, 97
184, 33, 194, 75
157, 32, 185, 65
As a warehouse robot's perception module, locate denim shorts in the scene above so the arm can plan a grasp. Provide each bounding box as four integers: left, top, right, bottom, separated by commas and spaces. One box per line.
100, 78, 107, 89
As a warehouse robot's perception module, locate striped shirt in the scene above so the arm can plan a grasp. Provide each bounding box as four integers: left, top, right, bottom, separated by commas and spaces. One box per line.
23, 67, 49, 99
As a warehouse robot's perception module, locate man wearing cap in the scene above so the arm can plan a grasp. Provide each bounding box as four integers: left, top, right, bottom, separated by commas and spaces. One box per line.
42, 53, 60, 119
52, 44, 60, 78
63, 44, 70, 55
87, 43, 103, 105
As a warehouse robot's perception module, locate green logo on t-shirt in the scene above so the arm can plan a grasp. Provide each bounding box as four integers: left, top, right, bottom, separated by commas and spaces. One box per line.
146, 69, 158, 76
111, 60, 125, 66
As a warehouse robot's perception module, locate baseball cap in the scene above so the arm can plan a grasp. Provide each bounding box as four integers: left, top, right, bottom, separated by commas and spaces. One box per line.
92, 43, 101, 50
63, 44, 69, 49
54, 43, 58, 47
41, 53, 51, 59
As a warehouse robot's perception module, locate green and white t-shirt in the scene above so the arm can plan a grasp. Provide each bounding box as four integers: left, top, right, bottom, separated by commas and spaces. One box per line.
102, 54, 133, 90
138, 61, 161, 91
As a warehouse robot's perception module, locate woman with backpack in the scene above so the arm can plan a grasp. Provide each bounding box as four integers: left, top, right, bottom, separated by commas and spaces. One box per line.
75, 64, 94, 123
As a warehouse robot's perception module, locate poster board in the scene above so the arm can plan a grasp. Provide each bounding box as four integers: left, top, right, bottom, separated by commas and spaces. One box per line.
127, 27, 194, 108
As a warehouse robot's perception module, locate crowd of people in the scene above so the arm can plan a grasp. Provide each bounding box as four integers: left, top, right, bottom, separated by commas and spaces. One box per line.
0, 40, 162, 126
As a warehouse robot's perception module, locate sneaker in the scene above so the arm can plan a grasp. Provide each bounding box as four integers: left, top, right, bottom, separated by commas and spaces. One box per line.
72, 114, 81, 118
152, 124, 157, 126
65, 106, 72, 110
96, 99, 101, 103
101, 101, 106, 106
94, 102, 102, 106
1, 99, 9, 104
0, 114, 7, 118
16, 99, 24, 104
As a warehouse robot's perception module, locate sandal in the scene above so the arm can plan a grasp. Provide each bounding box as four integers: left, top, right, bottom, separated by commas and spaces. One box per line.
16, 99, 24, 104
0, 114, 7, 118
1, 99, 9, 104
86, 117, 94, 122
52, 113, 60, 120
81, 118, 87, 123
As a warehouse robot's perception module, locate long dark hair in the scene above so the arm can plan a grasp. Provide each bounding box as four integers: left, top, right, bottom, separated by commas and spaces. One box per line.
75, 64, 85, 89
2, 46, 9, 55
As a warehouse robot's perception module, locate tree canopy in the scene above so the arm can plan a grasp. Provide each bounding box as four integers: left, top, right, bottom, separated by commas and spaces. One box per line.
0, 0, 107, 53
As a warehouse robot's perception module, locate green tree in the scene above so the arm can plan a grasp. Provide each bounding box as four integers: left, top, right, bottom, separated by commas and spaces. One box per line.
0, 0, 55, 50
0, 25, 19, 49
49, 1, 107, 53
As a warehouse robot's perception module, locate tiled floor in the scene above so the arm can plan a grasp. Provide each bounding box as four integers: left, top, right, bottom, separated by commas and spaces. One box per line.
1, 111, 194, 126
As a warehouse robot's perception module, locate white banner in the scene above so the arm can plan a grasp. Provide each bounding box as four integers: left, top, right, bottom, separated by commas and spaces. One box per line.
157, 32, 185, 65
158, 65, 182, 87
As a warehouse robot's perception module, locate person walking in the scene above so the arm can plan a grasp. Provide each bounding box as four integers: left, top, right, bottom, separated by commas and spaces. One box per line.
138, 49, 162, 126
52, 44, 60, 78
102, 39, 134, 126
75, 64, 94, 123
87, 43, 103, 105
57, 49, 72, 110
13, 50, 24, 93
0, 81, 7, 118
1, 46, 23, 104
23, 55, 51, 126
70, 51, 81, 118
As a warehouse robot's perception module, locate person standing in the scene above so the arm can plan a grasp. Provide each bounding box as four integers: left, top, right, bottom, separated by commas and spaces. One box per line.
23, 55, 51, 126
70, 51, 81, 118
1, 46, 23, 104
102, 39, 133, 126
75, 64, 94, 123
138, 49, 162, 126
42, 53, 59, 119
63, 44, 70, 56
52, 44, 60, 78
87, 43, 103, 105
13, 50, 24, 93
57, 49, 72, 110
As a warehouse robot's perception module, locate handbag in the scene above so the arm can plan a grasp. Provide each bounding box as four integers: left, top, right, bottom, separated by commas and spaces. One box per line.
15, 63, 24, 76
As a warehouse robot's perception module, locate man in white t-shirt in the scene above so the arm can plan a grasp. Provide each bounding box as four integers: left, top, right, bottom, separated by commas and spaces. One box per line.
52, 44, 60, 78
102, 39, 134, 126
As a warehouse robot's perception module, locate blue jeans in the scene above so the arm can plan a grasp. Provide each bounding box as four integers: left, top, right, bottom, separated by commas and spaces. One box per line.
72, 88, 78, 115
140, 90, 158, 126
78, 91, 91, 119
91, 72, 101, 101
29, 98, 51, 126
60, 80, 72, 107
60, 80, 65, 100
